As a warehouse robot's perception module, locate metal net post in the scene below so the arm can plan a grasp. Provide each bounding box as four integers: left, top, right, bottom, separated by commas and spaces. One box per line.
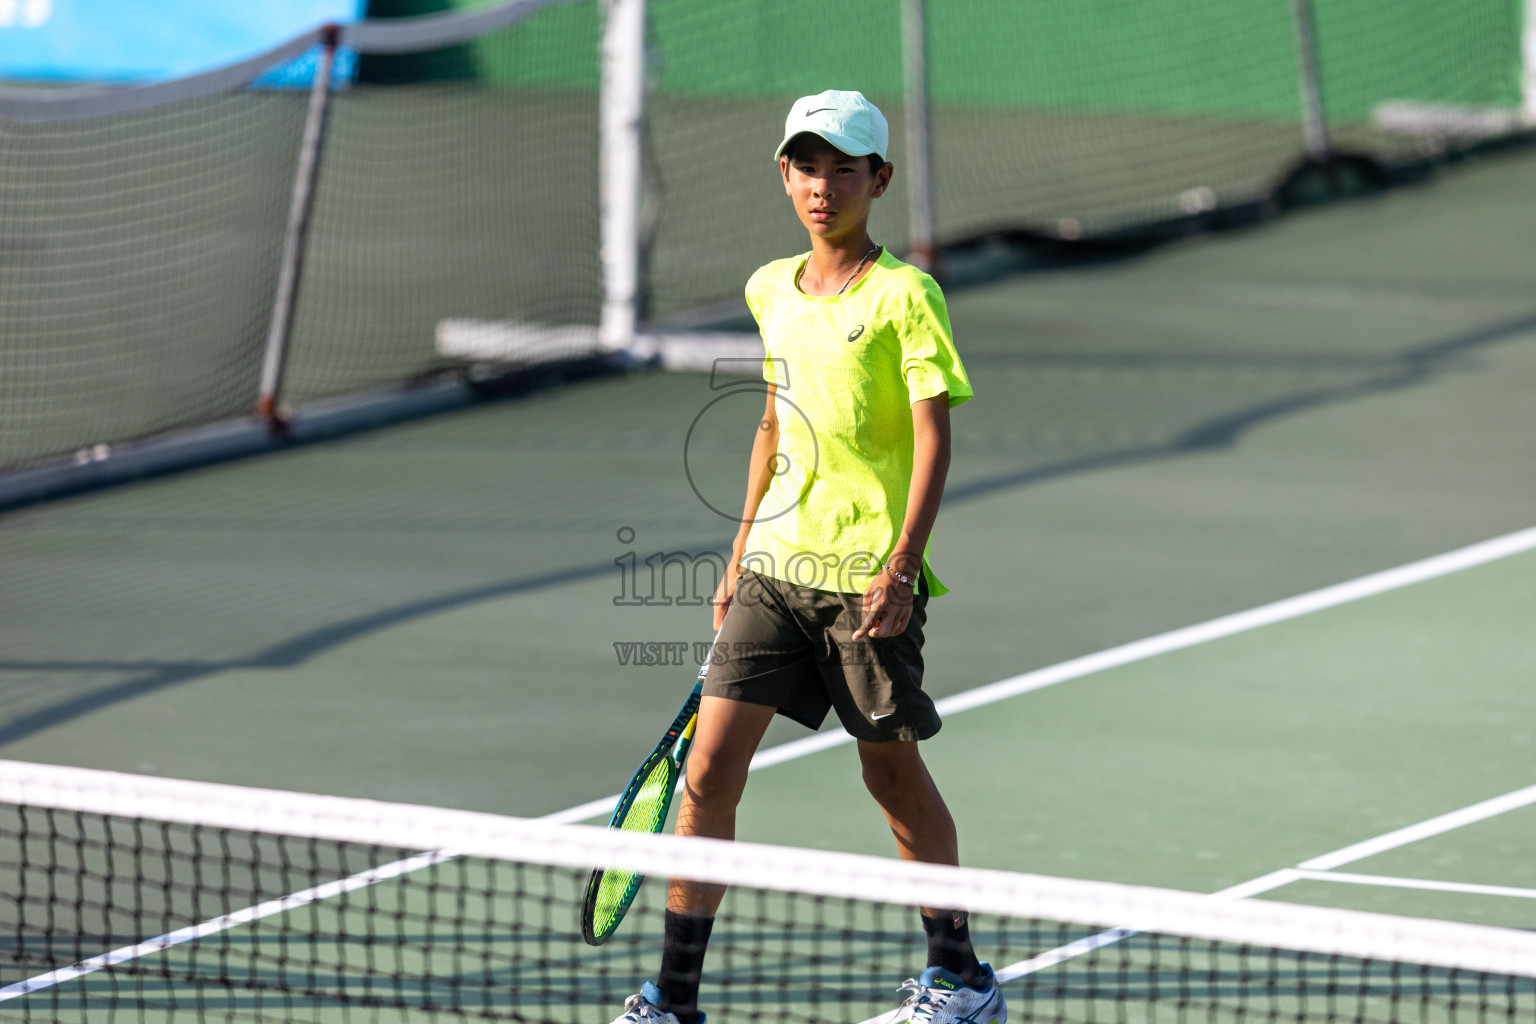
256, 25, 339, 425
1524, 0, 1536, 127
599, 0, 645, 353
1288, 0, 1331, 162
902, 0, 936, 274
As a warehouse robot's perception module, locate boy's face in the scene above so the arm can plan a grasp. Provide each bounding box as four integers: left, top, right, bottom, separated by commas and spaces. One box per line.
779, 134, 892, 244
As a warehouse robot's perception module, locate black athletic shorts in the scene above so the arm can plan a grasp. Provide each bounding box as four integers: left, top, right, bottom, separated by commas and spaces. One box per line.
701, 569, 941, 742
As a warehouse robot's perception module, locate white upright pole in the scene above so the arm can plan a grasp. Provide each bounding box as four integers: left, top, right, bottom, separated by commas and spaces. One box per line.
599, 0, 645, 353
1523, 0, 1536, 127
901, 0, 936, 273
1288, 0, 1331, 162
257, 26, 338, 424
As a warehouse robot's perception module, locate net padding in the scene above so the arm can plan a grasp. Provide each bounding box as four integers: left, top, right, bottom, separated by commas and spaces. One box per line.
3, 760, 1533, 1023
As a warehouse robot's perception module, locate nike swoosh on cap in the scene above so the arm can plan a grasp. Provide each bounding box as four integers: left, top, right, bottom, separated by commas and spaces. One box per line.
805, 107, 835, 114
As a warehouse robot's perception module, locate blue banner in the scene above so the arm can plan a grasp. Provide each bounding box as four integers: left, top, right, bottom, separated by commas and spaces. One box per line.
0, 0, 366, 84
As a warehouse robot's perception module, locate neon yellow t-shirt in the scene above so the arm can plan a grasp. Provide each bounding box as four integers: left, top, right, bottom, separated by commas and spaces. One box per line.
741, 248, 973, 596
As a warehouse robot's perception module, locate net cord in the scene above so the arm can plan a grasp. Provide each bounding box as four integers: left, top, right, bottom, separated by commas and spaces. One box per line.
0, 0, 588, 124
3, 759, 1534, 980
343, 0, 585, 54
0, 33, 321, 123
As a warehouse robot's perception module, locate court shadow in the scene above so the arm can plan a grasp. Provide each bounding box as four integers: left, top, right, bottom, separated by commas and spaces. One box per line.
2, 308, 1534, 748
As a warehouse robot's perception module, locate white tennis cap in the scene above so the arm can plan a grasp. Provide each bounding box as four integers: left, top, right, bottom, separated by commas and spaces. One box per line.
774, 90, 889, 163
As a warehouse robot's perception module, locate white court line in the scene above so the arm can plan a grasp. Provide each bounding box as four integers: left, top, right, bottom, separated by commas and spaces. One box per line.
989, 779, 1536, 985
10, 523, 1536, 1002
543, 794, 626, 825
0, 848, 457, 1001
1299, 783, 1536, 869
1294, 869, 1536, 902
0, 789, 609, 1002
866, 781, 1536, 1023
0, 796, 607, 1001
574, 523, 1536, 811
754, 523, 1536, 774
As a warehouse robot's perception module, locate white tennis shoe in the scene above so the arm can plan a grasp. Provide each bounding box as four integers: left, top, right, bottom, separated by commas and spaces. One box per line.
890, 964, 1006, 1024
609, 981, 706, 1024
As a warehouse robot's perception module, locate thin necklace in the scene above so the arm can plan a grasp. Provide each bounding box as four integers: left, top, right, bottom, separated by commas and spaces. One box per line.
800, 244, 880, 296
837, 245, 880, 295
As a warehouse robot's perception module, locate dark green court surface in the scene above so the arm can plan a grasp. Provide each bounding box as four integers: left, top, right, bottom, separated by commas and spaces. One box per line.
2, 146, 1534, 940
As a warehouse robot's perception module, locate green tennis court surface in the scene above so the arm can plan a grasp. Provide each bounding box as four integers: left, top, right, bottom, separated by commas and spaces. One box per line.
3, 143, 1535, 1017
734, 541, 1536, 922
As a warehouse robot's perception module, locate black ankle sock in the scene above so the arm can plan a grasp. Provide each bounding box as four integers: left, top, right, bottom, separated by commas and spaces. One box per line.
921, 910, 983, 988
657, 910, 714, 1023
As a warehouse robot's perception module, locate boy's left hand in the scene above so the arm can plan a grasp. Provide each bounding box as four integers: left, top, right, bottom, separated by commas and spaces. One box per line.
851, 565, 915, 640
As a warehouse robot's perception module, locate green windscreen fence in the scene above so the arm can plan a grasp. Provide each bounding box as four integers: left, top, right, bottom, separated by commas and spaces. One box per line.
0, 0, 1526, 473
416, 0, 1522, 318
638, 0, 1524, 319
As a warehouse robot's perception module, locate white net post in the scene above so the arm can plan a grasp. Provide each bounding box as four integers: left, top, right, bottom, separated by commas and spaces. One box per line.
257, 26, 339, 425
901, 0, 936, 273
1524, 0, 1536, 126
1288, 0, 1331, 162
599, 0, 645, 353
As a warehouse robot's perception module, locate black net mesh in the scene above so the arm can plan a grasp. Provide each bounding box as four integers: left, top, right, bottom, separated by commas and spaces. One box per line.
0, 2, 603, 474
640, 0, 908, 321
638, 0, 1527, 321
1317, 0, 1524, 160
0, 0, 1527, 473
0, 91, 305, 471
922, 0, 1305, 243
284, 6, 603, 405
3, 798, 1533, 1024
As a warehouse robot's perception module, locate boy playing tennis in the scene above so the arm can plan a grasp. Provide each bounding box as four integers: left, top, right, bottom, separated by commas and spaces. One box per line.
612, 90, 1003, 1024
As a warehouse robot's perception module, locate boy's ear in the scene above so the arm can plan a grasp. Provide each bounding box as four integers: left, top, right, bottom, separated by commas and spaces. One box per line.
780, 156, 792, 193
872, 161, 894, 198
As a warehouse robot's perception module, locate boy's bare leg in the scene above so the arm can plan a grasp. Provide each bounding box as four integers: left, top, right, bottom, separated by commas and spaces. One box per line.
649, 695, 777, 1023
856, 738, 959, 867
667, 695, 778, 915
858, 738, 986, 991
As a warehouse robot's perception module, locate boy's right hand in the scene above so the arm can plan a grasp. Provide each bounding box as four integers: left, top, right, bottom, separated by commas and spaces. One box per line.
712, 570, 739, 630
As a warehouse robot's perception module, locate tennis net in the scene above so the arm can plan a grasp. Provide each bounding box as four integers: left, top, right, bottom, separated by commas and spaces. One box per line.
3, 760, 1533, 1023
3, 0, 1531, 490
0, 0, 606, 477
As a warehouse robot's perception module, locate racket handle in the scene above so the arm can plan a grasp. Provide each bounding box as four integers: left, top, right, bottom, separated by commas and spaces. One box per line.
674, 714, 699, 767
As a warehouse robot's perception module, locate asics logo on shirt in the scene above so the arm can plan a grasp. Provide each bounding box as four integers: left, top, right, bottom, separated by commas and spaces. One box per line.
846, 324, 866, 342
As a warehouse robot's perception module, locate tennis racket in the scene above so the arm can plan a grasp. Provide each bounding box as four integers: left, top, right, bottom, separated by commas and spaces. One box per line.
579, 649, 711, 945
